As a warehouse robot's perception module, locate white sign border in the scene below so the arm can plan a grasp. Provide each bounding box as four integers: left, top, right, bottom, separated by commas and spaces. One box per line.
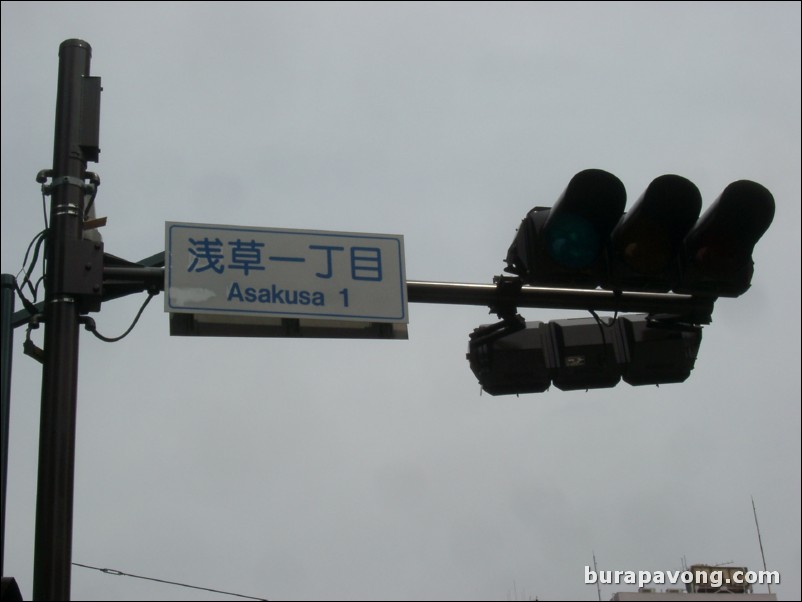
165, 222, 408, 323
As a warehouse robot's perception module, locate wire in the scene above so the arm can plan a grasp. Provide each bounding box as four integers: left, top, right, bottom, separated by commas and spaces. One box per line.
588, 309, 615, 345
14, 279, 39, 318
83, 183, 98, 220
72, 562, 268, 601
83, 292, 156, 343
13, 230, 48, 317
41, 186, 49, 228
16, 229, 47, 301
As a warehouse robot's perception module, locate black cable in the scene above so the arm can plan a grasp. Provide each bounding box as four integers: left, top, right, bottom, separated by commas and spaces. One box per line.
72, 562, 268, 601
30, 274, 45, 302
17, 230, 47, 291
83, 292, 156, 343
588, 309, 614, 345
83, 185, 98, 220
14, 229, 48, 316
13, 273, 39, 317
41, 186, 49, 228
18, 230, 46, 275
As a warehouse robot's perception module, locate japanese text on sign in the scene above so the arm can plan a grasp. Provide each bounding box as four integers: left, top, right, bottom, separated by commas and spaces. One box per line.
165, 222, 407, 323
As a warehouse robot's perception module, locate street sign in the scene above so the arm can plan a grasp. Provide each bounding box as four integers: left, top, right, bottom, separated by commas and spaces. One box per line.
165, 222, 408, 324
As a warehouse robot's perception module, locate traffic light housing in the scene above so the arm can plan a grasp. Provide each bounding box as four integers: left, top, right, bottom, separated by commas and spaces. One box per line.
615, 314, 701, 386
467, 319, 551, 395
505, 169, 626, 288
473, 170, 772, 395
505, 171, 775, 298
547, 317, 620, 391
607, 175, 702, 292
675, 180, 775, 297
467, 314, 702, 395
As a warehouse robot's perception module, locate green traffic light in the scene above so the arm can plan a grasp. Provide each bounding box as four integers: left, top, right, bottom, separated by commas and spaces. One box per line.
545, 213, 600, 269
505, 169, 626, 288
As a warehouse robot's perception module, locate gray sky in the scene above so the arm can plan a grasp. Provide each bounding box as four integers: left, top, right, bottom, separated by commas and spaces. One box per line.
2, 2, 800, 601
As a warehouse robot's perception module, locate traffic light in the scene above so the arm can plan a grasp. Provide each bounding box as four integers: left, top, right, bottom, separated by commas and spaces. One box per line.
505, 171, 775, 298
675, 180, 775, 297
607, 175, 702, 292
478, 170, 772, 395
547, 317, 620, 391
615, 314, 701, 386
467, 314, 702, 395
505, 169, 626, 288
467, 319, 551, 395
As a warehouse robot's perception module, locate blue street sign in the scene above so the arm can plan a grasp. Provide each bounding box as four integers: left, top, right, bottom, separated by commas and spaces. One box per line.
165, 222, 408, 323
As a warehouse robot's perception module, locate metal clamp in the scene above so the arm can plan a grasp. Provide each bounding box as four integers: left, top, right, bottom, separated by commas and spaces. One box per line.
489, 275, 523, 320
36, 170, 100, 197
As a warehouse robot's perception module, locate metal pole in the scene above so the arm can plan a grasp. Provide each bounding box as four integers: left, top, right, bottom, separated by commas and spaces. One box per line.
1, 274, 16, 577
95, 265, 715, 323
751, 496, 772, 595
406, 280, 714, 320
33, 39, 94, 601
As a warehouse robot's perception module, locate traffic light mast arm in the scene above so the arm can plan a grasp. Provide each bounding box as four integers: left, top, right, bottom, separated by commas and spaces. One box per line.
95, 263, 715, 325
406, 280, 714, 324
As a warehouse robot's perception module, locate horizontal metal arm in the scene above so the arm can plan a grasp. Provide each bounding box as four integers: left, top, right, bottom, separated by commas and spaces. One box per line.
11, 264, 715, 328
103, 266, 715, 324
11, 263, 714, 329
407, 281, 714, 323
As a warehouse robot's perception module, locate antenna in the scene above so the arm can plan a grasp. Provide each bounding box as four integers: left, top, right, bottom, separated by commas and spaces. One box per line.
752, 496, 772, 595
593, 551, 601, 602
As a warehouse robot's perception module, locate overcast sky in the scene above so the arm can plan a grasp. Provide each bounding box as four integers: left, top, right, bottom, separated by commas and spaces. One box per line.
2, 2, 800, 601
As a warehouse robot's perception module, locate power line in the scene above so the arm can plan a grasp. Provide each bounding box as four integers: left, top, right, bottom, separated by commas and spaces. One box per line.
72, 562, 268, 601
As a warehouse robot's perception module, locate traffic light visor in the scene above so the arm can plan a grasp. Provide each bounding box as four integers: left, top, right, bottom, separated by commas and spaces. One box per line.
677, 180, 775, 297
544, 169, 626, 269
